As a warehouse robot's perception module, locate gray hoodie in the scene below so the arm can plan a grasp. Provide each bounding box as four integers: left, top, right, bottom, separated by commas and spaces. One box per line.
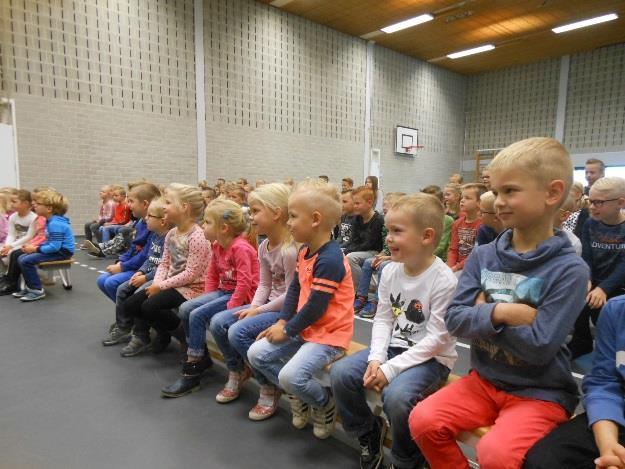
446, 229, 590, 413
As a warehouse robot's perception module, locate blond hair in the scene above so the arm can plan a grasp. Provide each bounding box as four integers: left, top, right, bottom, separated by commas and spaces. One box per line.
591, 177, 625, 198
480, 190, 496, 207
560, 194, 576, 213
147, 197, 167, 219
421, 185, 443, 203
291, 179, 341, 228
248, 183, 294, 250
571, 181, 589, 210
166, 183, 205, 220
111, 185, 126, 196
204, 199, 248, 236
0, 191, 10, 214
34, 189, 69, 215
488, 137, 573, 204
462, 183, 488, 199
390, 193, 445, 246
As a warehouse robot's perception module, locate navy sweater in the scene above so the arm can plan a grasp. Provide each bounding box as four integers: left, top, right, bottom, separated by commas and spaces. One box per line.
581, 217, 625, 294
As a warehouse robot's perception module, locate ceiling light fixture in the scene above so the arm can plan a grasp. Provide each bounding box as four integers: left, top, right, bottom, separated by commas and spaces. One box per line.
447, 44, 495, 59
552, 13, 618, 34
381, 14, 434, 33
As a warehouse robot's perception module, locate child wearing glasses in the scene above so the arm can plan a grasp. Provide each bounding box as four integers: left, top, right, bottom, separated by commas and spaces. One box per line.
568, 176, 625, 359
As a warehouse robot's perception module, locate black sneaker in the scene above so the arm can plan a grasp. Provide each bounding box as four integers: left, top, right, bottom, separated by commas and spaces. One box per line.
149, 332, 171, 354
161, 375, 201, 398
0, 284, 18, 296
358, 416, 387, 469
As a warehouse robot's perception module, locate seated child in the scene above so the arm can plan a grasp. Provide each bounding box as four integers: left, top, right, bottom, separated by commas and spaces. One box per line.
161, 199, 259, 397
409, 137, 590, 469
352, 192, 405, 319
421, 185, 454, 261
0, 190, 9, 244
523, 295, 625, 469
95, 183, 161, 304
447, 183, 486, 274
0, 190, 37, 278
99, 186, 131, 243
331, 193, 458, 469
121, 184, 210, 357
343, 186, 384, 289
335, 189, 356, 247
443, 183, 461, 219
102, 197, 171, 346
209, 184, 297, 413
568, 176, 625, 359
83, 185, 115, 245
554, 194, 582, 256
476, 190, 504, 245
11, 190, 75, 302
247, 179, 354, 440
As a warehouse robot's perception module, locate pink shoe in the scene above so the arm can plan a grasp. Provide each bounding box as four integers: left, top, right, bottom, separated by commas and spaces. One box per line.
248, 385, 282, 421
215, 366, 252, 403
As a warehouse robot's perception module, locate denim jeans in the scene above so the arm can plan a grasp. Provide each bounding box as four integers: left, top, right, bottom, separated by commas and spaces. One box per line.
115, 279, 151, 330
355, 258, 391, 301
84, 221, 103, 243
18, 250, 72, 291
330, 347, 450, 468
177, 290, 232, 357
248, 337, 343, 408
208, 304, 251, 371
100, 225, 123, 243
346, 250, 377, 289
97, 271, 135, 302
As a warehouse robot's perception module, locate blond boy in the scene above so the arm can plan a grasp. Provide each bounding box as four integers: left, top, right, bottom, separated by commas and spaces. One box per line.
568, 176, 625, 358
410, 137, 590, 469
83, 185, 115, 245
248, 179, 355, 440
476, 190, 503, 246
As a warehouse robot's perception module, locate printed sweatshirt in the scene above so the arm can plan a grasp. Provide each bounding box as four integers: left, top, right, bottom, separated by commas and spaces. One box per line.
445, 229, 590, 413
581, 217, 625, 294
137, 232, 166, 281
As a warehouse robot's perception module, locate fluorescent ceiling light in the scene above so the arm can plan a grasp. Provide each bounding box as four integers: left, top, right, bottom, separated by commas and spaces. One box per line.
447, 44, 495, 59
552, 13, 618, 33
381, 14, 433, 33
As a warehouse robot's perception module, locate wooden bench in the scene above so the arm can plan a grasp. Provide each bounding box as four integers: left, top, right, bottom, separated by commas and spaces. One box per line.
206, 336, 489, 449
37, 258, 74, 290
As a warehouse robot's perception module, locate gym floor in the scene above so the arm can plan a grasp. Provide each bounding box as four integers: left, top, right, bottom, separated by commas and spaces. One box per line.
0, 249, 585, 469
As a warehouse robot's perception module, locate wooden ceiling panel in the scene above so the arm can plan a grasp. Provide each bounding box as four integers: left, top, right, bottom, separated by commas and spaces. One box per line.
258, 0, 625, 74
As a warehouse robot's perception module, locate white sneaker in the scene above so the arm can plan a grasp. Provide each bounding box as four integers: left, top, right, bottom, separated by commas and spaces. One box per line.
312, 397, 336, 439
287, 394, 309, 429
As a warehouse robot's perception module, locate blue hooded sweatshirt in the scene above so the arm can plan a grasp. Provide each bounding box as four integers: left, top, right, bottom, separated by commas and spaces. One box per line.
582, 295, 625, 428
118, 219, 149, 272
446, 229, 590, 414
38, 215, 75, 255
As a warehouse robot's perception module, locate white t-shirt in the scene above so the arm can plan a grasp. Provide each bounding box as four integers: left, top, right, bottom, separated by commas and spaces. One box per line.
368, 257, 458, 382
564, 229, 582, 256
5, 211, 37, 249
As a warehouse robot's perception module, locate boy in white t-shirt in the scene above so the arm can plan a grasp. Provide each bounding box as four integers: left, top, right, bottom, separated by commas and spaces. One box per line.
331, 193, 458, 469
0, 190, 36, 276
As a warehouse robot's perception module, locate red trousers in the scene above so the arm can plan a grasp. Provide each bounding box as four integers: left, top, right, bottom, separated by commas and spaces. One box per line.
409, 371, 569, 469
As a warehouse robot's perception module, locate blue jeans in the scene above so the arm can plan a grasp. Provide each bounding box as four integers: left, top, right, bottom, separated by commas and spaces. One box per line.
330, 347, 450, 468
208, 304, 249, 371
355, 258, 391, 301
100, 225, 123, 243
248, 337, 343, 408
18, 250, 72, 290
177, 290, 232, 357
97, 271, 135, 302
228, 311, 282, 385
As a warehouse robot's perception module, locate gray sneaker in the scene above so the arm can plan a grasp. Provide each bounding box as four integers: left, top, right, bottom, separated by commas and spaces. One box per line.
12, 288, 30, 298
102, 326, 132, 346
120, 336, 150, 357
20, 289, 46, 302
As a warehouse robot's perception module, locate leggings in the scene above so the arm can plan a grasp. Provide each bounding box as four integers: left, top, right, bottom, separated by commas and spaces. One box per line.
123, 288, 186, 333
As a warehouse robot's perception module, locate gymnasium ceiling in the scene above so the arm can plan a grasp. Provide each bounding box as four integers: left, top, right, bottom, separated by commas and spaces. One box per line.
257, 0, 625, 75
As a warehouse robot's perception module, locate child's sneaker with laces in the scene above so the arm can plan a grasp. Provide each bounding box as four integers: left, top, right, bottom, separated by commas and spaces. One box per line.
12, 288, 31, 298
358, 416, 387, 469
20, 289, 46, 302
287, 394, 309, 429
216, 366, 252, 403
120, 335, 150, 357
249, 385, 282, 421
312, 396, 336, 439
358, 300, 378, 319
102, 326, 132, 346
353, 296, 367, 313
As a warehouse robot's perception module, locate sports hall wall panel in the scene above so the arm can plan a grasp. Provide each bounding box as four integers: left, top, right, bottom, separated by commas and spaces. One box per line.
565, 43, 625, 153
371, 47, 467, 193
203, 0, 367, 185
1, 0, 197, 227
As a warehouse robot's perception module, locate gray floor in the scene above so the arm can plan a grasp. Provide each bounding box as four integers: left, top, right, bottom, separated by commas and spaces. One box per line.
0, 250, 585, 469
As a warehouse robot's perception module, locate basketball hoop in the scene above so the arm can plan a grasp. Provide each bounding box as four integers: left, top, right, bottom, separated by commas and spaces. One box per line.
402, 145, 424, 155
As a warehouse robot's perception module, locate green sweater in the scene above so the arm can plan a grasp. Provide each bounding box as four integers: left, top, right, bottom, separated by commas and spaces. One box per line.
435, 215, 453, 262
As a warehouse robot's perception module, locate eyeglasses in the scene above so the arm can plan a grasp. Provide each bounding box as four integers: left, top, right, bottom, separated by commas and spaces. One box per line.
481, 210, 496, 215
146, 214, 163, 219
588, 198, 619, 207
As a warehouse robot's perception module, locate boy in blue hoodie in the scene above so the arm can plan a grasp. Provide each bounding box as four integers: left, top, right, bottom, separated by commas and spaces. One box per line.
409, 137, 590, 469
95, 183, 160, 302
523, 294, 625, 469
13, 190, 75, 302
